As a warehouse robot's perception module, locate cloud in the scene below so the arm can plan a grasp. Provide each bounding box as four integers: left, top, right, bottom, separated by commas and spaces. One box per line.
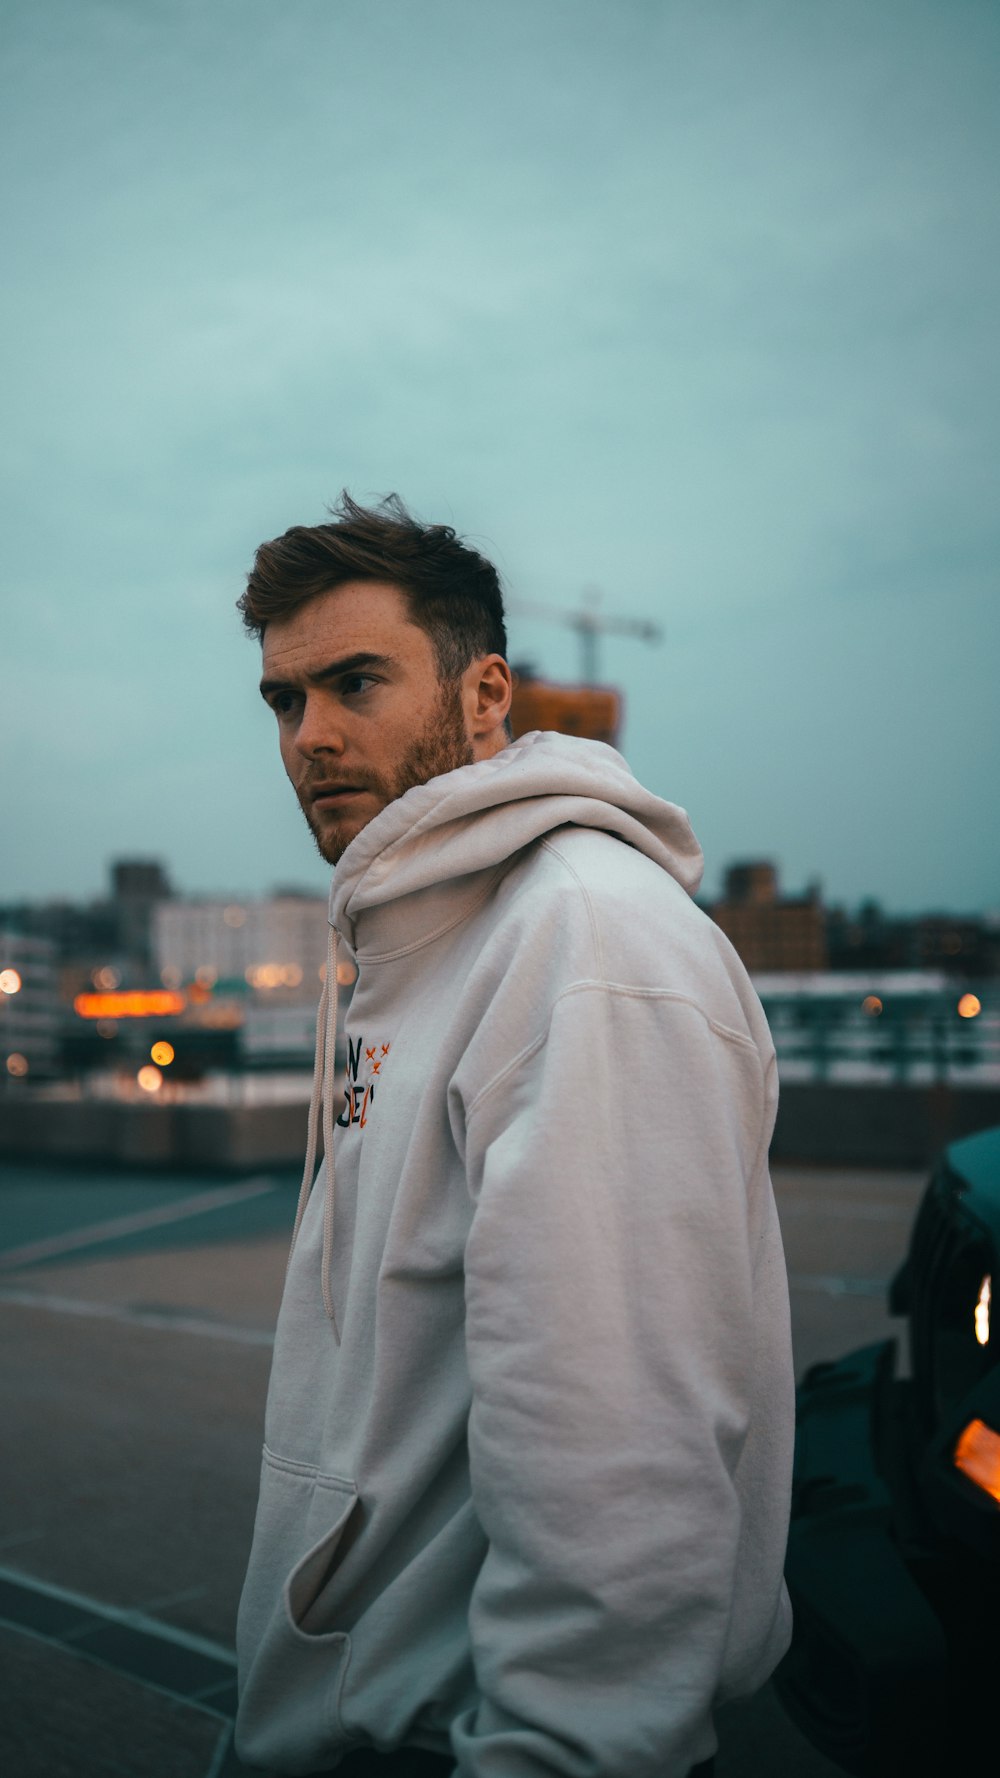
3, 0, 998, 907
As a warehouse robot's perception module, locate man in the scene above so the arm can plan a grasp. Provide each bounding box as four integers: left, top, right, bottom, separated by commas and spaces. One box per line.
235, 494, 794, 1778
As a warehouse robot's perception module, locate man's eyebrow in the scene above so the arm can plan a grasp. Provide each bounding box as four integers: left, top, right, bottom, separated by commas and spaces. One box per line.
259, 651, 396, 700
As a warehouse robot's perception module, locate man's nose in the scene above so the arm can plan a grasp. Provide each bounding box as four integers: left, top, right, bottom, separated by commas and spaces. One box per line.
293, 694, 346, 759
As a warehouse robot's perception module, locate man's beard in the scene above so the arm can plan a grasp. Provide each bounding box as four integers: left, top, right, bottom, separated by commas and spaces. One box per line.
303, 678, 475, 866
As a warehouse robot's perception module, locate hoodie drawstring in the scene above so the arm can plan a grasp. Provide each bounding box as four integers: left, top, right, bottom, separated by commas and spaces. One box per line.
287, 923, 341, 1341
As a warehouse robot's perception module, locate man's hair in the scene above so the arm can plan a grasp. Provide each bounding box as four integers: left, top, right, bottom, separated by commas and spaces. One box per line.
238, 492, 508, 682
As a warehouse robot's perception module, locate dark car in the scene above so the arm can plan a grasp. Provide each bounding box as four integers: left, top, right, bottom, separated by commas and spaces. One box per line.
775, 1124, 1000, 1776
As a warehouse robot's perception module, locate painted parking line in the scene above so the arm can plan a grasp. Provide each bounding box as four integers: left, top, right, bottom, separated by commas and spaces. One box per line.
0, 1286, 276, 1347
0, 1177, 276, 1271
0, 1564, 237, 1716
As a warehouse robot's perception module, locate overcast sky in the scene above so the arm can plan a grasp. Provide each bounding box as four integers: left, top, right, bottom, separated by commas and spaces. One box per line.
3, 0, 998, 914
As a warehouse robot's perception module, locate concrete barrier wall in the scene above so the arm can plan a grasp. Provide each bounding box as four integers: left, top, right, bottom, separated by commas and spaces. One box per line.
771, 1083, 1000, 1168
0, 1098, 310, 1172
171, 1102, 309, 1170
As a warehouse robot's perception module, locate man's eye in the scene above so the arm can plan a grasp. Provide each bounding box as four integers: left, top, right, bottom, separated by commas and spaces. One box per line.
271, 693, 299, 716
341, 675, 377, 696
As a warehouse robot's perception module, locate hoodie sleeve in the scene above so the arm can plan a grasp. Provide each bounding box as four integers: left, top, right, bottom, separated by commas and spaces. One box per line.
452, 981, 792, 1778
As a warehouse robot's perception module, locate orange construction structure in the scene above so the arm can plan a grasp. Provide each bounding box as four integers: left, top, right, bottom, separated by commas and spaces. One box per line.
509, 675, 621, 747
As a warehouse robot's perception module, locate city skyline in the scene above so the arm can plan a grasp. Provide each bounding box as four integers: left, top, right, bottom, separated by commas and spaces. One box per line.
3, 1, 998, 914
4, 846, 996, 929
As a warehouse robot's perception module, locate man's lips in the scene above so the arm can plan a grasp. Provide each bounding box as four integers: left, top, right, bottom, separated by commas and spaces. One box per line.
309, 785, 367, 808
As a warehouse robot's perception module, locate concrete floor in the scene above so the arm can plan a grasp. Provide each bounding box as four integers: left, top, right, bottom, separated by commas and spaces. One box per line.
0, 1159, 928, 1777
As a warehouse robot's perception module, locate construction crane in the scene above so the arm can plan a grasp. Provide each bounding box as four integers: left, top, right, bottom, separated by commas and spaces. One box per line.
506, 590, 663, 747
506, 588, 662, 686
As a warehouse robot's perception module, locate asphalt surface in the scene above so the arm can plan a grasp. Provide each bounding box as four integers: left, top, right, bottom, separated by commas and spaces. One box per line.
0, 1155, 928, 1778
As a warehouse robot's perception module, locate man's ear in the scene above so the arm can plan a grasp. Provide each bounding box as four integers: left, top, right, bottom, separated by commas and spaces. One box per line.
466, 654, 513, 753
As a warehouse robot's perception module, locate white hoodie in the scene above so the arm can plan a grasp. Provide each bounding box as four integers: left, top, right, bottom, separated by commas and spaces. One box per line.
235, 731, 794, 1778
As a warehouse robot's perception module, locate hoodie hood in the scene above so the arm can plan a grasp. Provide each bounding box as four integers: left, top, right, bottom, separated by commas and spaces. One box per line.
328, 729, 704, 953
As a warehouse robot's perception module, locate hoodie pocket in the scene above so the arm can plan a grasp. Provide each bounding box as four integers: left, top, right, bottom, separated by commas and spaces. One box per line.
264, 1449, 360, 1641
236, 1450, 359, 1770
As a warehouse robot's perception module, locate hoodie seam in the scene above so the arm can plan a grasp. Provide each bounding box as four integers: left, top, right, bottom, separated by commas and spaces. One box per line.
262, 1444, 356, 1490
538, 837, 606, 980
464, 1028, 551, 1120
747, 1046, 779, 1205
466, 981, 759, 1120
345, 866, 511, 963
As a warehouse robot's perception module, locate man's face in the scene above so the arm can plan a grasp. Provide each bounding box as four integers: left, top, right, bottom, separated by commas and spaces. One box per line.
260, 580, 480, 865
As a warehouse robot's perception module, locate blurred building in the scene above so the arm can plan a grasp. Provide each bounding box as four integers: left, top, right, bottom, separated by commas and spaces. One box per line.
826, 901, 999, 977
912, 912, 998, 975
152, 891, 338, 1069
111, 859, 173, 971
825, 899, 910, 972
0, 931, 60, 1082
509, 666, 621, 746
709, 861, 828, 974
0, 896, 119, 966
153, 892, 328, 994
0, 857, 173, 986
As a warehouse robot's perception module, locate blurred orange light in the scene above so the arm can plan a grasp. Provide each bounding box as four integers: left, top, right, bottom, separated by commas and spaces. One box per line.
954, 1418, 1000, 1505
92, 965, 121, 991
75, 991, 185, 1019
336, 960, 358, 987
0, 968, 22, 995
150, 1041, 175, 1066
861, 996, 883, 1016
136, 1065, 163, 1093
975, 1275, 991, 1348
6, 1052, 29, 1077
248, 963, 285, 989
958, 994, 982, 1020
